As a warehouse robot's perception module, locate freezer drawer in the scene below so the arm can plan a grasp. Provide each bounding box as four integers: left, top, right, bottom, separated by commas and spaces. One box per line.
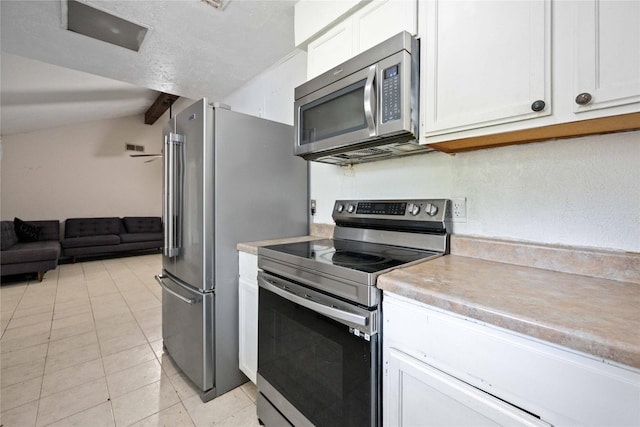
158, 273, 215, 392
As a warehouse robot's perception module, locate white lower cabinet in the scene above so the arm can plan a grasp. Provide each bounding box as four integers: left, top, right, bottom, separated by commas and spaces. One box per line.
386, 348, 549, 426
383, 292, 640, 426
238, 251, 258, 383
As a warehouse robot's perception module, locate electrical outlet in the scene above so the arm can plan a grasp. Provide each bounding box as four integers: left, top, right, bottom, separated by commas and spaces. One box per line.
452, 197, 467, 222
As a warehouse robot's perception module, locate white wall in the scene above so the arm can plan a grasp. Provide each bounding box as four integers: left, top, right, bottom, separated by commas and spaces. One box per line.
1, 107, 171, 221
312, 132, 640, 252
223, 50, 640, 253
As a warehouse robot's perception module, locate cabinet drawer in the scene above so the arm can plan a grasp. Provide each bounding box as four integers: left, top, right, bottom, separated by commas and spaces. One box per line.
383, 293, 640, 425
386, 348, 551, 426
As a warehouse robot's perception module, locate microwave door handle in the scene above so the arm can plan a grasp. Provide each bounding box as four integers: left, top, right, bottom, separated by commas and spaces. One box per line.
363, 64, 377, 136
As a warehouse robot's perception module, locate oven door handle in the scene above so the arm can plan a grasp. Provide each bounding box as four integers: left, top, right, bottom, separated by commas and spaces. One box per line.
259, 276, 368, 327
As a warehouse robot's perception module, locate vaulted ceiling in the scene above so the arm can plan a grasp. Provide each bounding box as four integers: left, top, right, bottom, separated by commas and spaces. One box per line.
1, 0, 297, 135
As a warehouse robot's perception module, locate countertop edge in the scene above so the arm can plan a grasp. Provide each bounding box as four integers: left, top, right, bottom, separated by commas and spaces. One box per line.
378, 257, 640, 370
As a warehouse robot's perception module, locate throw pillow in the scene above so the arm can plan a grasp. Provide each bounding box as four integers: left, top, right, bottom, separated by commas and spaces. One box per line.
14, 218, 41, 242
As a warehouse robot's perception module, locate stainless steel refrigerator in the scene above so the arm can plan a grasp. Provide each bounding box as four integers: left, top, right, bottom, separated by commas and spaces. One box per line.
155, 98, 308, 402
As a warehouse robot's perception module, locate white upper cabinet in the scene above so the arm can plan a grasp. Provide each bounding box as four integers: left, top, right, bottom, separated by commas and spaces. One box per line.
307, 21, 355, 79
294, 0, 362, 47
352, 0, 418, 53
420, 0, 551, 139
305, 0, 418, 79
572, 0, 640, 115
419, 0, 640, 150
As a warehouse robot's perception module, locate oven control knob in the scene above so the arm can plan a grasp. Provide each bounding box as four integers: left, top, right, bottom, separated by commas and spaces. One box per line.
347, 204, 355, 213
336, 204, 344, 213
424, 203, 438, 216
407, 203, 420, 216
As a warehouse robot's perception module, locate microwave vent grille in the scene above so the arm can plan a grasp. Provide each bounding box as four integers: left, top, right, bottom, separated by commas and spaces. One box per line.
337, 148, 389, 159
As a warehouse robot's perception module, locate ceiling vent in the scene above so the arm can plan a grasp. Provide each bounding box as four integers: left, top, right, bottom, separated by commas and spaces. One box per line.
125, 144, 145, 153
66, 0, 149, 52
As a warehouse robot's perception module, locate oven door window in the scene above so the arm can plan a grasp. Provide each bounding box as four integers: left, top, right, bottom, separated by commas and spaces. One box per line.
258, 286, 377, 427
299, 80, 367, 146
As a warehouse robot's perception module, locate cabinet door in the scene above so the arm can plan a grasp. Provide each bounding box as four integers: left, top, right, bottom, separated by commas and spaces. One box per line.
573, 0, 640, 114
421, 0, 551, 137
295, 0, 362, 47
306, 21, 355, 79
385, 348, 551, 426
238, 252, 258, 383
384, 293, 640, 426
306, 0, 418, 79
353, 0, 418, 53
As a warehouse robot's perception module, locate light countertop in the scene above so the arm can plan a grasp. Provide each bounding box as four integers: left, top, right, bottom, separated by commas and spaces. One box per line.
378, 253, 640, 370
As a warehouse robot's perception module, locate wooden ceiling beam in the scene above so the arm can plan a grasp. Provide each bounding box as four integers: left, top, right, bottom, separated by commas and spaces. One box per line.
145, 92, 180, 125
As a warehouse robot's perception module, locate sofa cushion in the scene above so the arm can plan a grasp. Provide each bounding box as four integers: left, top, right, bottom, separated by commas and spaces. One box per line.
14, 217, 41, 242
119, 232, 163, 244
65, 218, 121, 238
123, 217, 162, 233
1, 221, 19, 250
61, 234, 120, 249
1, 241, 61, 265
26, 220, 60, 242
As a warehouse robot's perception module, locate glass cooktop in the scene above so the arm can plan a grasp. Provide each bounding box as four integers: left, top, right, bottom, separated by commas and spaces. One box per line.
261, 238, 441, 275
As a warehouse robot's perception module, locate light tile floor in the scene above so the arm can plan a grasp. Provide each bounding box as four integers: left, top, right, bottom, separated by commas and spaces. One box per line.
1, 254, 260, 426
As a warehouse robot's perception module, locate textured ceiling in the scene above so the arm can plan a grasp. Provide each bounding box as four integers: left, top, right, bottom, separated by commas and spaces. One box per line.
0, 0, 297, 135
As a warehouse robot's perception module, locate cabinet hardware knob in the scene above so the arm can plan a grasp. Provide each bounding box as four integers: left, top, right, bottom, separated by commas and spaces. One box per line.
575, 92, 593, 105
531, 100, 546, 112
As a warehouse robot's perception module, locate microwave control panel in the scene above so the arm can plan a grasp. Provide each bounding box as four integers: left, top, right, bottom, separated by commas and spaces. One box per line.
381, 64, 401, 123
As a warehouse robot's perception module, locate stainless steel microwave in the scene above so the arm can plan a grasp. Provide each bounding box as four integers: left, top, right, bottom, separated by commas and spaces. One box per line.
294, 31, 433, 166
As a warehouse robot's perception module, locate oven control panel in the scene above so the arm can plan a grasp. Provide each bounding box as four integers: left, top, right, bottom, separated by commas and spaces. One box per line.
333, 199, 450, 223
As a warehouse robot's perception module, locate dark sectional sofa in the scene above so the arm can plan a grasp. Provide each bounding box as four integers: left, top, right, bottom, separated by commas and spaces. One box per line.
1, 219, 62, 281
61, 217, 163, 262
1, 216, 163, 282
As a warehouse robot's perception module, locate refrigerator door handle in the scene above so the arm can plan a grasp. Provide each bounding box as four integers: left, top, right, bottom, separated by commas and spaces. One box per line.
155, 275, 197, 305
164, 132, 184, 257
163, 134, 170, 255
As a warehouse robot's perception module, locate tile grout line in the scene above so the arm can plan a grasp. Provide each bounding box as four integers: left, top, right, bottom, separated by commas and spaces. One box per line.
1, 255, 260, 426
36, 262, 106, 427
34, 266, 60, 427
84, 259, 119, 427
101, 257, 174, 426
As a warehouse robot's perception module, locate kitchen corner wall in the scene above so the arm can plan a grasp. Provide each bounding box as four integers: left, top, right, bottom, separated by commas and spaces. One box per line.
0, 98, 191, 221
224, 50, 640, 253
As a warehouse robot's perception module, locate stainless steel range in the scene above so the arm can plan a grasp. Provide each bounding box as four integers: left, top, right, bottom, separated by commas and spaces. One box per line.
256, 199, 450, 427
